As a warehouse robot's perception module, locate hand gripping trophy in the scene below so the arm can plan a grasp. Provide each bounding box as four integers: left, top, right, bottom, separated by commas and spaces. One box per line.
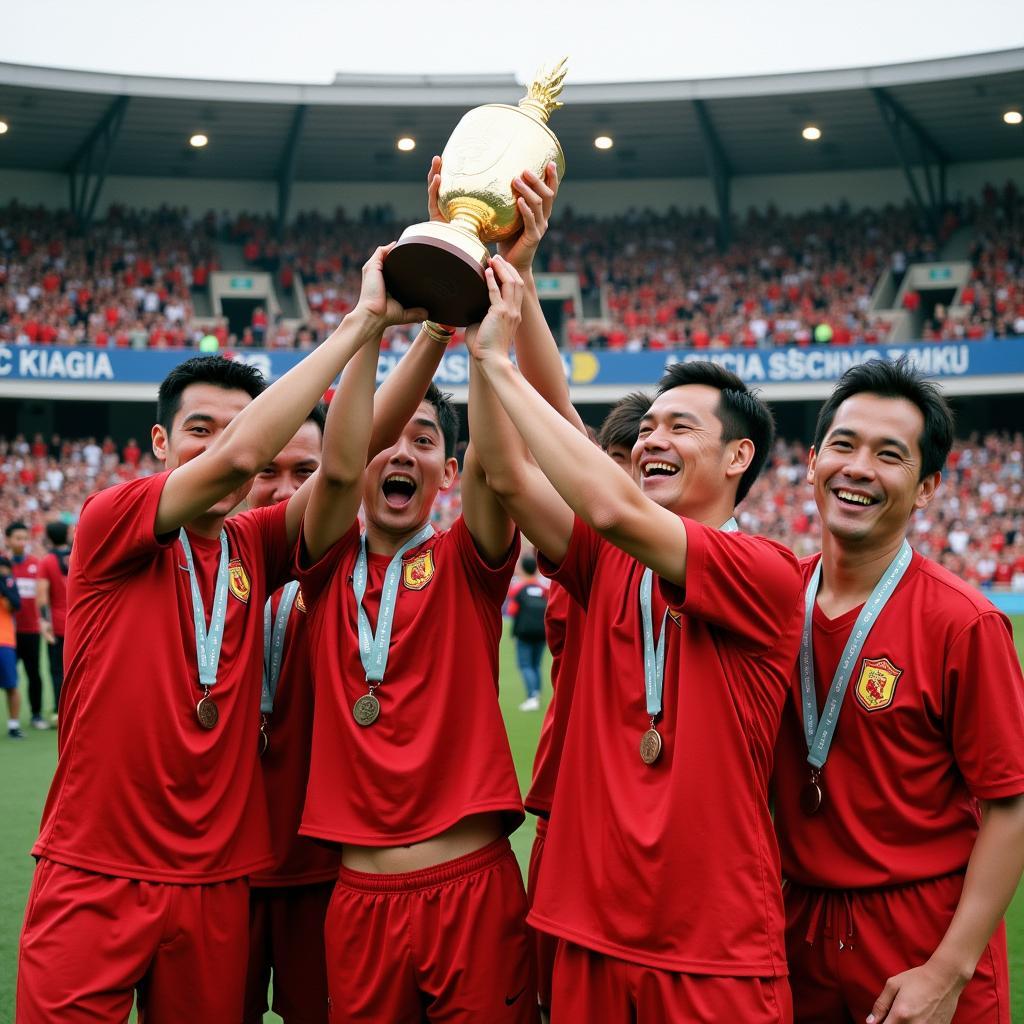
383, 59, 567, 326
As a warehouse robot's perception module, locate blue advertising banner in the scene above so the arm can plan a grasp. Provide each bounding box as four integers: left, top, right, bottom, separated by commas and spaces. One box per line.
1, 340, 1022, 390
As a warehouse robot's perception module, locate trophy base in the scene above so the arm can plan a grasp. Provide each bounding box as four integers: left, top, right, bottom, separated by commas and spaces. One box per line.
383, 222, 490, 327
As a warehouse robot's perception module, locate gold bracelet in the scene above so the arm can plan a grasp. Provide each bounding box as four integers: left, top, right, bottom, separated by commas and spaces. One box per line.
422, 320, 455, 345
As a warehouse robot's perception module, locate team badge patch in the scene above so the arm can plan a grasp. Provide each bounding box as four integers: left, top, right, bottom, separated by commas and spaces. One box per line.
402, 550, 435, 591
227, 558, 251, 603
855, 657, 902, 712
295, 588, 306, 613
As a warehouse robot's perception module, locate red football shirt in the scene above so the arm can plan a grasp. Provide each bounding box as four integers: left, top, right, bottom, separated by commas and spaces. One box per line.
250, 585, 341, 887
773, 552, 1024, 889
33, 472, 291, 883
525, 582, 586, 818
39, 551, 69, 637
296, 516, 524, 846
530, 517, 802, 975
12, 556, 42, 633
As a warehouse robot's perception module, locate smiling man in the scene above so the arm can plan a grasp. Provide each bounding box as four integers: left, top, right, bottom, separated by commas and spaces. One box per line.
16, 245, 426, 1024
468, 346, 803, 1022
772, 358, 1024, 1024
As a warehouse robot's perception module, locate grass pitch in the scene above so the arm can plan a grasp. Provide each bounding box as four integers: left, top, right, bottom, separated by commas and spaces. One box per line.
1, 621, 1021, 1022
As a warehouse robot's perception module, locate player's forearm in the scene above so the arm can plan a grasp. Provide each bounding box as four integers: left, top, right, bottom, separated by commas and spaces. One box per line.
468, 356, 533, 498
929, 795, 1024, 982
213, 309, 380, 480
476, 353, 645, 532
515, 276, 586, 434
368, 328, 447, 458
321, 335, 380, 486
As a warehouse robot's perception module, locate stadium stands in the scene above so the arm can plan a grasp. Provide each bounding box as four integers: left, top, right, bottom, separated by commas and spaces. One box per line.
1, 432, 1020, 588
2, 183, 1021, 353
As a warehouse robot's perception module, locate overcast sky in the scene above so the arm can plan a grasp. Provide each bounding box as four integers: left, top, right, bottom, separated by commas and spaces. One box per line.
2, 0, 1022, 84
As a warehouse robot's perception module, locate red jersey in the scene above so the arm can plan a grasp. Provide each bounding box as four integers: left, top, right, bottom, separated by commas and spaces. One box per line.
773, 551, 1024, 889
12, 555, 42, 633
39, 549, 70, 637
525, 582, 586, 818
296, 516, 524, 846
531, 517, 802, 975
33, 472, 291, 883
249, 585, 341, 887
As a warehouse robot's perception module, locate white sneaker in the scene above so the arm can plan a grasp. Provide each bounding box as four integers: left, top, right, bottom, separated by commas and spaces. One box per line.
30, 716, 49, 730
518, 697, 540, 712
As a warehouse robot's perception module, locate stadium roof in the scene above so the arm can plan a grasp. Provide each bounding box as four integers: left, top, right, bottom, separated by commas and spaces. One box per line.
0, 48, 1021, 184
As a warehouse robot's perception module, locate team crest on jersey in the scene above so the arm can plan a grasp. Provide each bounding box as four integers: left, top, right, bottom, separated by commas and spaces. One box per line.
295, 588, 306, 613
227, 558, 251, 603
402, 550, 435, 591
855, 657, 902, 712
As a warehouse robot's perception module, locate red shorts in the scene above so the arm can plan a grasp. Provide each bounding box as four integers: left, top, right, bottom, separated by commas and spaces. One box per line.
325, 837, 537, 1023
551, 940, 792, 1023
17, 857, 249, 1024
245, 881, 334, 1024
526, 818, 557, 1013
785, 873, 1010, 1024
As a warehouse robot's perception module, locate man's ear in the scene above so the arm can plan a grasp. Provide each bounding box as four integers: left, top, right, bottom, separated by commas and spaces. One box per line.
807, 445, 817, 486
439, 456, 459, 492
151, 423, 168, 464
914, 471, 941, 512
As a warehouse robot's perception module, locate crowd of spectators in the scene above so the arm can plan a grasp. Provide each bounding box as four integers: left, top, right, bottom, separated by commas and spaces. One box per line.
2, 431, 1021, 591
1, 182, 1022, 354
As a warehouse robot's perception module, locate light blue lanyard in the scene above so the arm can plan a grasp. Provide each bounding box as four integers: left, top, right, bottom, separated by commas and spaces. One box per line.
261, 581, 300, 714
800, 539, 913, 769
179, 529, 230, 690
639, 517, 738, 718
352, 524, 434, 683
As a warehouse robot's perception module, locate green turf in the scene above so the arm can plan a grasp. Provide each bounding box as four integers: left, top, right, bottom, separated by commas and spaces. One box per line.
1, 621, 1021, 1021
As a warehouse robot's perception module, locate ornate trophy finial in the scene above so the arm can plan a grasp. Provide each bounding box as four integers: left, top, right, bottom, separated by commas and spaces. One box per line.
518, 58, 568, 124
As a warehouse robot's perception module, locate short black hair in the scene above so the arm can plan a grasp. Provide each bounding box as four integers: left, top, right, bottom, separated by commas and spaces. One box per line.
45, 521, 68, 546
655, 360, 775, 504
5, 521, 28, 537
423, 382, 458, 459
598, 391, 652, 452
813, 357, 954, 479
156, 356, 266, 433
305, 400, 328, 437
521, 554, 538, 575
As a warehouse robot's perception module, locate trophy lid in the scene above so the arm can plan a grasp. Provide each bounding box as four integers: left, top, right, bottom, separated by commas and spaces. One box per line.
518, 58, 568, 125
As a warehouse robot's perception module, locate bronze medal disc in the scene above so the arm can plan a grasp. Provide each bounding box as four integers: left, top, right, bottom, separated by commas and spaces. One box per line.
196, 695, 219, 730
639, 727, 662, 765
353, 693, 381, 727
800, 779, 823, 815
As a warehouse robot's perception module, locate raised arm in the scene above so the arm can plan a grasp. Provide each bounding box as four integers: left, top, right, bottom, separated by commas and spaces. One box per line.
155, 244, 426, 537
466, 257, 575, 563
498, 164, 585, 434
468, 307, 687, 584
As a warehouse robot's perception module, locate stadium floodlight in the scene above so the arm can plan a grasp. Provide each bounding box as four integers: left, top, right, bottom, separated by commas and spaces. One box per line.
1004, 110, 1022, 125
397, 136, 416, 151
189, 133, 208, 148
594, 135, 614, 150
802, 125, 822, 141
0, 120, 8, 135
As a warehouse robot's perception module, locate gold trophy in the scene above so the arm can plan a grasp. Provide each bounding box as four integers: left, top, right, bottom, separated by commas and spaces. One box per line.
383, 60, 567, 326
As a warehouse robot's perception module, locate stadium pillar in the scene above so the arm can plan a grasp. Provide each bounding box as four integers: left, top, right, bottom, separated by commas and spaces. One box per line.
277, 104, 308, 240
872, 88, 948, 236
67, 95, 130, 233
692, 99, 732, 250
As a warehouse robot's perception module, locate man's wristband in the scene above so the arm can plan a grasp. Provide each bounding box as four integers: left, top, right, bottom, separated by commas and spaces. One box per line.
422, 321, 455, 345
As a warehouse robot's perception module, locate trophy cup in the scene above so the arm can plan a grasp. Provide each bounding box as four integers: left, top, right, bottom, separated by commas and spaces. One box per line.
383, 60, 568, 326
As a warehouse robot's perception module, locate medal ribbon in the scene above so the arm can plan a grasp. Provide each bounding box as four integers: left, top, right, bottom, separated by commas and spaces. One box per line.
639, 517, 739, 718
352, 524, 435, 683
261, 581, 300, 714
800, 539, 913, 769
179, 529, 230, 691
